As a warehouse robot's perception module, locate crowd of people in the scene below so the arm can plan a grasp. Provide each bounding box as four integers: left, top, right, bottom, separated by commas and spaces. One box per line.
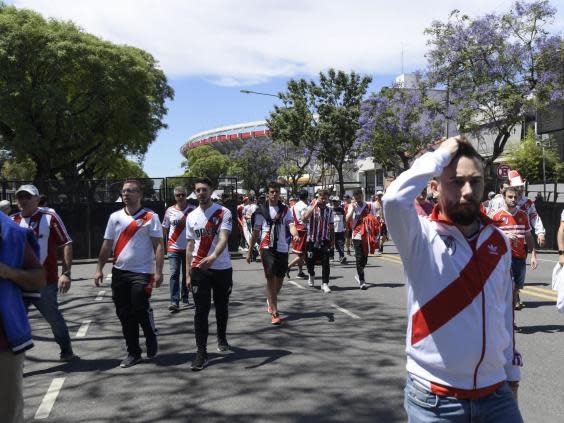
1, 135, 564, 422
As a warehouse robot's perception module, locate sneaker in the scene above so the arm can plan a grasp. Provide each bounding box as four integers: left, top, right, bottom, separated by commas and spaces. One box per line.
339, 256, 347, 264
168, 303, 180, 313
191, 351, 208, 371
360, 282, 368, 290
515, 302, 525, 311
286, 268, 291, 279
271, 313, 282, 325
296, 271, 308, 279
60, 351, 79, 362
354, 275, 361, 285
375, 251, 382, 257
217, 338, 229, 352
308, 275, 315, 287
146, 336, 158, 359
120, 354, 142, 368
182, 297, 190, 306
321, 283, 331, 293
266, 299, 273, 314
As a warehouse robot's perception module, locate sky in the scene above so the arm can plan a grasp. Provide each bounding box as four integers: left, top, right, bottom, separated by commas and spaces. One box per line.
8, 0, 564, 177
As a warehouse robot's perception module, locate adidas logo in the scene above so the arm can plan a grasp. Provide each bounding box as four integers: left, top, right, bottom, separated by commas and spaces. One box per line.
487, 244, 498, 255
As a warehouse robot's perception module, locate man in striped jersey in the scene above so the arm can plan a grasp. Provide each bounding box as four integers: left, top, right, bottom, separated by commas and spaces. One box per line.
163, 186, 196, 313
491, 186, 537, 311
302, 190, 335, 293
186, 177, 233, 371
13, 185, 77, 362
95, 180, 164, 368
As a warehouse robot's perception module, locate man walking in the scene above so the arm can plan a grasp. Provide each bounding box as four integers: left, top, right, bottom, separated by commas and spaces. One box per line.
302, 190, 334, 293
94, 180, 164, 368
163, 186, 196, 313
331, 197, 347, 263
287, 189, 309, 279
0, 211, 45, 423
247, 181, 298, 325
185, 177, 233, 371
384, 137, 523, 422
491, 186, 537, 311
12, 185, 77, 361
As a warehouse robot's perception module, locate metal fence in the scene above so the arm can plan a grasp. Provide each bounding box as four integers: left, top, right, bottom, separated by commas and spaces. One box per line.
1, 177, 240, 259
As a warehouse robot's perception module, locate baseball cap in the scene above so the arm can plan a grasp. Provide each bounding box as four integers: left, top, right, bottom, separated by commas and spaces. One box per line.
0, 200, 11, 209
16, 184, 40, 197
508, 170, 525, 187
376, 190, 384, 195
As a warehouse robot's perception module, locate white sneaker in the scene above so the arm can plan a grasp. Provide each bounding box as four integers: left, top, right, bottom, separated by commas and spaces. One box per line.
354, 275, 361, 285
321, 283, 331, 293
308, 275, 315, 287
375, 251, 382, 257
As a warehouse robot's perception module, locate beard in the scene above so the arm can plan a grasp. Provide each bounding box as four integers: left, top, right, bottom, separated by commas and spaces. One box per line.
445, 201, 480, 225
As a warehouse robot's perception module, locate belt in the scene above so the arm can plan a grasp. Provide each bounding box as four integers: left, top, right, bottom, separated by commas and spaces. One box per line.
429, 381, 504, 400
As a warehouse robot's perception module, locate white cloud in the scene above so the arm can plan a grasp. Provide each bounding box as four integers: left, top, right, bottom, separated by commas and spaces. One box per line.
13, 0, 564, 85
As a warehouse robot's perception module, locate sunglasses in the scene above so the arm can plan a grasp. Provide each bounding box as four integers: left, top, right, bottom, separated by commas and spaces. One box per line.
175, 193, 186, 197
16, 193, 32, 200
121, 188, 140, 194
195, 188, 208, 193
268, 190, 280, 194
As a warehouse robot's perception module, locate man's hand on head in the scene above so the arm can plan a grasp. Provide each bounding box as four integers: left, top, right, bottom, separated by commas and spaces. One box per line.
437, 136, 462, 158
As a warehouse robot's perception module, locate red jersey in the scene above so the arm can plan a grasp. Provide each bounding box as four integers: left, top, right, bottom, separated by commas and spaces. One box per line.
12, 208, 72, 284
491, 209, 530, 259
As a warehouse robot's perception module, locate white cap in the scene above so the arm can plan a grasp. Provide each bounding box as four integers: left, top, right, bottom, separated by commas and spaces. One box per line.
16, 184, 40, 196
508, 170, 525, 187
0, 200, 11, 209
376, 190, 384, 195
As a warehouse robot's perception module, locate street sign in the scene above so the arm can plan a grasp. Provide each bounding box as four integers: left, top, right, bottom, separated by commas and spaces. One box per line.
497, 164, 511, 179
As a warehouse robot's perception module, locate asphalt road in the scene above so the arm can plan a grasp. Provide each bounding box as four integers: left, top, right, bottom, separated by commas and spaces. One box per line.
22, 246, 563, 422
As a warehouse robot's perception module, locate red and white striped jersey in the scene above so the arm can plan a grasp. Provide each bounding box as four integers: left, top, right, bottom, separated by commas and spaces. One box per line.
162, 204, 196, 252
491, 209, 530, 259
186, 203, 232, 270
305, 205, 334, 243
351, 203, 372, 240
291, 201, 308, 231
103, 208, 162, 274
12, 207, 72, 284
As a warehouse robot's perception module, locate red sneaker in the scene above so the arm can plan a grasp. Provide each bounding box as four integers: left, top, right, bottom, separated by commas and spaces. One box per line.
271, 313, 281, 325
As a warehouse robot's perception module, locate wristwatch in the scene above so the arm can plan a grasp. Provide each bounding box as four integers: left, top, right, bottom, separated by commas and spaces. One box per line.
61, 270, 71, 277
559, 250, 564, 255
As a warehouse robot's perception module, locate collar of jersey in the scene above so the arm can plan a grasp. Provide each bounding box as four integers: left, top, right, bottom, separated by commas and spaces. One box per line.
429, 205, 494, 227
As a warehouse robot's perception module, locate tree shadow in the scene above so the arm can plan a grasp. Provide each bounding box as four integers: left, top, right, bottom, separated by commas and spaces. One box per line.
372, 283, 404, 288
283, 311, 335, 323
521, 301, 555, 309
517, 324, 564, 334
24, 358, 122, 377
208, 346, 293, 369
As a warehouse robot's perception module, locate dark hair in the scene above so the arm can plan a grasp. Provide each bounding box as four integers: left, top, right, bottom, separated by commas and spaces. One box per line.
123, 179, 143, 192
38, 194, 48, 207
298, 189, 309, 201
453, 138, 483, 163
353, 188, 363, 197
267, 181, 281, 191
193, 177, 214, 188
317, 189, 329, 197
503, 186, 519, 196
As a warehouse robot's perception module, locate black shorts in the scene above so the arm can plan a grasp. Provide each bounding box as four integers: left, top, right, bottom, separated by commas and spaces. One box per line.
380, 223, 388, 237
261, 249, 289, 278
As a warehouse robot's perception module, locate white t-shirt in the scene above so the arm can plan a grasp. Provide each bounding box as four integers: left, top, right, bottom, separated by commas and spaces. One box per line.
186, 203, 232, 270
291, 200, 308, 231
243, 203, 258, 220
162, 204, 196, 252
253, 205, 294, 253
103, 208, 162, 274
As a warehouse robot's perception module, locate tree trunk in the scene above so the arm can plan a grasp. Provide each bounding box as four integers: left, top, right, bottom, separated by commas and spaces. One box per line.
336, 164, 345, 197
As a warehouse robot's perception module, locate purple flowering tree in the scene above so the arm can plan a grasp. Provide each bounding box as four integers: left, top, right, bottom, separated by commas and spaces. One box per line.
425, 0, 564, 165
356, 79, 446, 172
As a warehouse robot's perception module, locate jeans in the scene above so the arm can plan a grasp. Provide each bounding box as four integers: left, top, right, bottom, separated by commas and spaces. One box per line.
168, 251, 189, 305
25, 283, 72, 354
306, 241, 331, 284
111, 268, 157, 357
511, 257, 527, 290
353, 240, 368, 281
191, 267, 232, 353
404, 375, 523, 423
334, 232, 345, 259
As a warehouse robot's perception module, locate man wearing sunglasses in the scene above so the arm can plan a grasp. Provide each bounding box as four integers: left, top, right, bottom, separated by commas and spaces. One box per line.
94, 180, 164, 368
163, 186, 195, 313
12, 184, 77, 362
185, 177, 233, 371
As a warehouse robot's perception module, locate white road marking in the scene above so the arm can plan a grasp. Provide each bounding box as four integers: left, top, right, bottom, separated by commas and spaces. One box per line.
34, 378, 65, 420
75, 320, 92, 338
287, 280, 306, 290
331, 303, 361, 319
536, 258, 559, 264
95, 291, 106, 301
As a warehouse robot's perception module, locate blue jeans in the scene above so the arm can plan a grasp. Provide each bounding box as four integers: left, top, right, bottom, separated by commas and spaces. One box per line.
25, 283, 72, 354
168, 252, 188, 305
404, 375, 523, 423
511, 257, 527, 289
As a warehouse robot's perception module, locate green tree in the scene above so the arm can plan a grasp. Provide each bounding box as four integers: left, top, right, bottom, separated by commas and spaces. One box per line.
506, 128, 562, 182
268, 79, 320, 196
315, 69, 372, 195
425, 1, 563, 165
0, 5, 173, 189
102, 157, 149, 180
184, 145, 228, 186
0, 156, 36, 180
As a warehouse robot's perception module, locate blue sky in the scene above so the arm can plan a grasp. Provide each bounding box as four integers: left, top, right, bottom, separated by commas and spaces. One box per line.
8, 0, 564, 177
